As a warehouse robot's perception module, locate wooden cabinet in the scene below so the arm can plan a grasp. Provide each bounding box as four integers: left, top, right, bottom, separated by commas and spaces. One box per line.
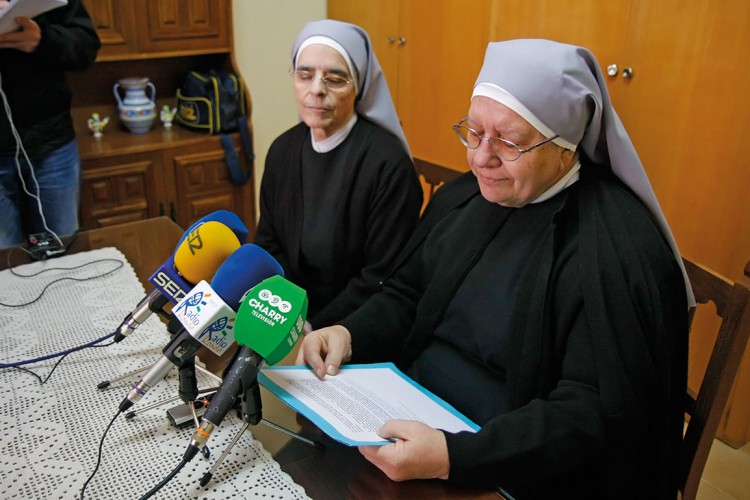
71, 0, 255, 237
78, 134, 253, 230
328, 0, 491, 171
87, 0, 230, 61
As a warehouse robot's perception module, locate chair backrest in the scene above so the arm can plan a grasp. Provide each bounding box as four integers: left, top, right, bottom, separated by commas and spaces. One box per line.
679, 258, 750, 499
412, 157, 463, 212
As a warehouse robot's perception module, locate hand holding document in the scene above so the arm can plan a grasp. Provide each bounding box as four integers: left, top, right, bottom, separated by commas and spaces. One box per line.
259, 362, 479, 446
0, 0, 67, 34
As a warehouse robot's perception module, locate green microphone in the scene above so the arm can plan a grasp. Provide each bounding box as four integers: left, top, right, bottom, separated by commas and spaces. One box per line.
184, 275, 307, 459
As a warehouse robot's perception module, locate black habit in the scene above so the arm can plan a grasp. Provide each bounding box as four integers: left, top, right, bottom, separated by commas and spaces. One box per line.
341, 163, 688, 499
255, 118, 423, 329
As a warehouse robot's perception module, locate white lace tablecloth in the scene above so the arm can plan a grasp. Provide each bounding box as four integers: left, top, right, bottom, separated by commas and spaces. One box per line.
0, 247, 310, 500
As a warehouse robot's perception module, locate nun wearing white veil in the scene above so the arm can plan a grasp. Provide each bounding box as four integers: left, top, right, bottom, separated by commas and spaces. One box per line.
254, 20, 422, 331
298, 39, 689, 499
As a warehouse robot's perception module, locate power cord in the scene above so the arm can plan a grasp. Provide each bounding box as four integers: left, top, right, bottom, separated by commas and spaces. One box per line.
79, 409, 120, 500
0, 257, 124, 307
0, 330, 117, 370
11, 341, 112, 384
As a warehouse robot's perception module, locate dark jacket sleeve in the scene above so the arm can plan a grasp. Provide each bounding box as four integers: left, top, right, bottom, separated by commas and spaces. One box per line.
33, 0, 101, 71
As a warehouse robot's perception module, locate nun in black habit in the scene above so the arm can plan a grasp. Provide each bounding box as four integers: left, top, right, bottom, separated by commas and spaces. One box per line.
297, 39, 692, 499
254, 20, 423, 331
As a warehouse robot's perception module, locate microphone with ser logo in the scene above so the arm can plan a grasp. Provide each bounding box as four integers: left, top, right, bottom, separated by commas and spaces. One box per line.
118, 243, 284, 413
113, 210, 248, 343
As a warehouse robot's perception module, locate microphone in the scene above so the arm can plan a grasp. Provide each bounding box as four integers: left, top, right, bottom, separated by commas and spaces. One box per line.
113, 215, 245, 342
184, 275, 308, 458
175, 209, 249, 248
118, 244, 284, 413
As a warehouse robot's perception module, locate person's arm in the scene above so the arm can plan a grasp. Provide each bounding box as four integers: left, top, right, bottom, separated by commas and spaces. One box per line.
445, 306, 606, 490
354, 305, 606, 489
24, 0, 100, 70
254, 146, 291, 273
297, 214, 429, 374
309, 154, 422, 328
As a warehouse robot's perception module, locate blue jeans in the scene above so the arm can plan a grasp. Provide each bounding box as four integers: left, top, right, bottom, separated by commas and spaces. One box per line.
0, 139, 81, 249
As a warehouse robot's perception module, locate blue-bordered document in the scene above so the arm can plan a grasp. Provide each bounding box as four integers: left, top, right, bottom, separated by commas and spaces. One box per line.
259, 362, 479, 446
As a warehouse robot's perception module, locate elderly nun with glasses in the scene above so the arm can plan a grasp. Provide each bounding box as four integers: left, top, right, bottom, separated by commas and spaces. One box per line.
254, 20, 422, 332
298, 39, 691, 499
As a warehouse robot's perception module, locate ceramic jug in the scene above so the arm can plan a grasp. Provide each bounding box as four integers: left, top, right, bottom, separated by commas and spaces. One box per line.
113, 77, 156, 133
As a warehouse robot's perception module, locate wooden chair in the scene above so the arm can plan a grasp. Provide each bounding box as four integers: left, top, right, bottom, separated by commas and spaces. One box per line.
412, 157, 463, 211
679, 258, 750, 499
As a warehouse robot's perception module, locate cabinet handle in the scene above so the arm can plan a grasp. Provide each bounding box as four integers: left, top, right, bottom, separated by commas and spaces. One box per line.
387, 36, 395, 44
169, 202, 176, 222
621, 67, 634, 79
159, 203, 165, 216
397, 36, 407, 45
606, 64, 618, 77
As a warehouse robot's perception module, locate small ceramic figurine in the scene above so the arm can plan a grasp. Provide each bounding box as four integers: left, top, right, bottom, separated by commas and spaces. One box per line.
87, 113, 110, 138
160, 105, 177, 128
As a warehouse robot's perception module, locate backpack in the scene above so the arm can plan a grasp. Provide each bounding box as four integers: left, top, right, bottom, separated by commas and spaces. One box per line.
176, 70, 254, 185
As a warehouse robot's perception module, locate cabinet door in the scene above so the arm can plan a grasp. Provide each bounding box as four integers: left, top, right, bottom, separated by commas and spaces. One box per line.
489, 0, 634, 107
397, 0, 492, 170
622, 0, 750, 448
80, 152, 164, 229
134, 0, 230, 54
328, 0, 492, 171
327, 0, 400, 107
85, 0, 139, 60
167, 138, 255, 239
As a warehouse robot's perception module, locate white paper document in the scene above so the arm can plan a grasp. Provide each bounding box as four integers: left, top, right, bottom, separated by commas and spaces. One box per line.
0, 0, 67, 34
259, 362, 479, 446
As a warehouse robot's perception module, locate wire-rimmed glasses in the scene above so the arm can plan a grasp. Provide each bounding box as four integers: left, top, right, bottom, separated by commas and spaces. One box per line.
292, 70, 352, 91
452, 118, 559, 161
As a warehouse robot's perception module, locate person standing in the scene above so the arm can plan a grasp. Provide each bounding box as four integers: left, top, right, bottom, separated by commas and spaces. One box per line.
0, 0, 100, 248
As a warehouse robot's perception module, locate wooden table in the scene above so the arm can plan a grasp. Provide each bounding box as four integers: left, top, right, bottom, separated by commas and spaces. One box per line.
1, 217, 502, 500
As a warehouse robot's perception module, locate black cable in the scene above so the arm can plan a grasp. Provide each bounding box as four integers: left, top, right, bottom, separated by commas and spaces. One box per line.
79, 409, 120, 500
13, 352, 69, 384
137, 454, 193, 500
0, 258, 124, 307
11, 341, 113, 384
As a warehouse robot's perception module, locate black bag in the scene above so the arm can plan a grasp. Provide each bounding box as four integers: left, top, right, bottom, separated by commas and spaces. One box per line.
176, 70, 254, 185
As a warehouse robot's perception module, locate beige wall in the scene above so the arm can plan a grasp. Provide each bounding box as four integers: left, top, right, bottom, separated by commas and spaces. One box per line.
232, 0, 327, 222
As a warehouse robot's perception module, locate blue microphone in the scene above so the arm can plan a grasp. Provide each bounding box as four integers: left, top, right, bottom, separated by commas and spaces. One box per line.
119, 244, 283, 412
114, 211, 248, 342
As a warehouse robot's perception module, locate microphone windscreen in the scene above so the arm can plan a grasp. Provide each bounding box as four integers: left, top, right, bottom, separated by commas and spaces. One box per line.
177, 210, 249, 249
173, 221, 241, 285
234, 275, 308, 365
210, 244, 284, 310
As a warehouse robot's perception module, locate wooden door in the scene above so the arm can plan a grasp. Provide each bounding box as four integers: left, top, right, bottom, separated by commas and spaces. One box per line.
623, 0, 750, 447
80, 152, 164, 229
85, 0, 139, 60
397, 0, 492, 171
489, 0, 750, 447
134, 0, 230, 54
328, 0, 491, 171
488, 0, 633, 105
168, 140, 255, 236
327, 0, 400, 107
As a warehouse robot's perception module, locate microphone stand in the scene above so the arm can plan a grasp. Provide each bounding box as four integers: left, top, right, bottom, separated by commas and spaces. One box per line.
97, 312, 181, 390
199, 377, 324, 487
